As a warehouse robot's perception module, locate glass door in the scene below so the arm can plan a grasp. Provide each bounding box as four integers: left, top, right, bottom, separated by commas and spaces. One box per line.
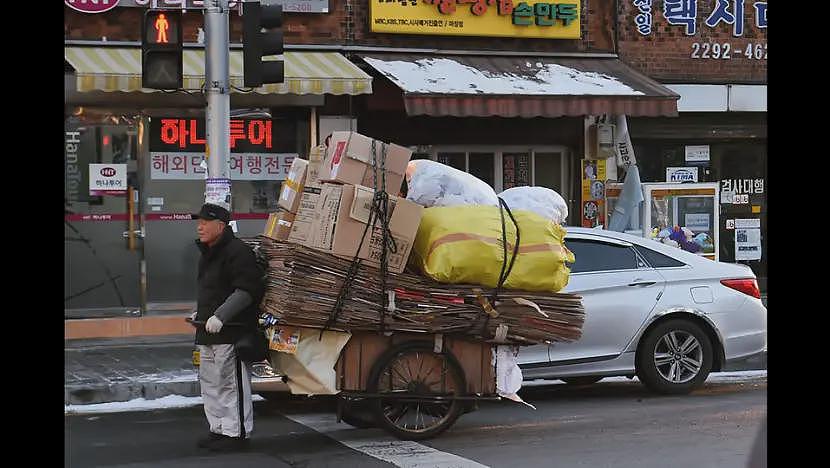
65, 117, 143, 319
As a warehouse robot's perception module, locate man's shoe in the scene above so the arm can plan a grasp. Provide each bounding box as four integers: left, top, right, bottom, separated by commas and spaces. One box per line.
196, 432, 223, 449
208, 435, 250, 453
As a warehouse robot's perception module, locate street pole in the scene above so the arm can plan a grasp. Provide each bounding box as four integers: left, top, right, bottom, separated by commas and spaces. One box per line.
204, 0, 231, 210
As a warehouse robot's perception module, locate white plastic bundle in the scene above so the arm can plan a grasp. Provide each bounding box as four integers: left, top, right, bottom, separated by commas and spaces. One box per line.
498, 186, 569, 224
405, 159, 498, 207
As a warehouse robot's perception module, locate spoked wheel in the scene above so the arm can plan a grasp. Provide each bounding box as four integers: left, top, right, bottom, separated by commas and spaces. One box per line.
367, 341, 467, 440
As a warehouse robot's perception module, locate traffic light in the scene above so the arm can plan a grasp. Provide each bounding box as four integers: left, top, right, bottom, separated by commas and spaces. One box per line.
142, 10, 183, 90
242, 1, 284, 87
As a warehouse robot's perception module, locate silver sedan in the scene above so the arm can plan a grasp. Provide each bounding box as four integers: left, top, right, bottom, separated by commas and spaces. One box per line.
519, 227, 767, 394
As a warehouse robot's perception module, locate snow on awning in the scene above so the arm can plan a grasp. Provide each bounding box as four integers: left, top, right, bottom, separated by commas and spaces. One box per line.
360, 54, 678, 118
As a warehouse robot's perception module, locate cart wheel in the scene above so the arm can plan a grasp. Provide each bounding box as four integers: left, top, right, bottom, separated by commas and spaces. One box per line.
367, 340, 467, 440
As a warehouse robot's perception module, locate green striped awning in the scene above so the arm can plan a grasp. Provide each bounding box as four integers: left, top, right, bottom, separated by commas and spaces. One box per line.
64, 47, 373, 95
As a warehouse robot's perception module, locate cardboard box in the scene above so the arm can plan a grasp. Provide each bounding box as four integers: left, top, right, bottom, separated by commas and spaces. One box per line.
312, 184, 423, 274
278, 158, 308, 213
311, 184, 345, 252
263, 210, 297, 242
320, 131, 411, 196
308, 144, 326, 162
287, 191, 322, 246
285, 159, 325, 246
305, 159, 322, 190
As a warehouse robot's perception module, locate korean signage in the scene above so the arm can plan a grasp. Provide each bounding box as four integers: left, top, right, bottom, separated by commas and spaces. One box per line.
735, 227, 762, 260
635, 1, 766, 37
721, 178, 764, 194
116, 0, 330, 14
149, 117, 297, 180
629, 1, 767, 62
503, 153, 531, 189
89, 164, 128, 195
720, 178, 763, 205
685, 145, 710, 163
371, 0, 581, 39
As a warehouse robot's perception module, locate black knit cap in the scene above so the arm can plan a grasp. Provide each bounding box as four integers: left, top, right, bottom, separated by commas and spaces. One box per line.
191, 203, 231, 223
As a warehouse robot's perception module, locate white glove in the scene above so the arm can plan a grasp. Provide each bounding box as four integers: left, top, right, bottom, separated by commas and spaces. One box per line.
189, 311, 198, 322
206, 315, 224, 334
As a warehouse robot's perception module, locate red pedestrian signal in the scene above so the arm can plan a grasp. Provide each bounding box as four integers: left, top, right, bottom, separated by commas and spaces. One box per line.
155, 13, 170, 44
144, 10, 180, 45
142, 10, 182, 89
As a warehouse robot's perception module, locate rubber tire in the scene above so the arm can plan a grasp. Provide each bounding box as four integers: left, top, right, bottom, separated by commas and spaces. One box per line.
367, 341, 466, 440
340, 400, 376, 429
561, 376, 604, 386
636, 319, 713, 395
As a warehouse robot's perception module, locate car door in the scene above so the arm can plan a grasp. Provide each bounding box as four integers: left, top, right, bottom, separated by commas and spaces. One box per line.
549, 236, 666, 364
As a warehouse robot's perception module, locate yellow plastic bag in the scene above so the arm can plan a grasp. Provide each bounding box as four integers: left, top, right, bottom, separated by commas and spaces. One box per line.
411, 205, 574, 292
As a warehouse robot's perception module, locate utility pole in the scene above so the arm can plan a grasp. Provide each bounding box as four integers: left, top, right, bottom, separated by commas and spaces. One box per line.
203, 0, 232, 210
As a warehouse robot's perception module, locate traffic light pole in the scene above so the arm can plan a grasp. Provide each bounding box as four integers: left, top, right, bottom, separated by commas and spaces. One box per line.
204, 0, 232, 209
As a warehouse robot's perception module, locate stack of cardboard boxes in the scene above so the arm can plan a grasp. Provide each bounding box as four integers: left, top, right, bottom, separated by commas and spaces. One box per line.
264, 131, 423, 274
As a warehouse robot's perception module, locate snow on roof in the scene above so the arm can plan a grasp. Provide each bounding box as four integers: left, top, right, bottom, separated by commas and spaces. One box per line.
363, 56, 645, 96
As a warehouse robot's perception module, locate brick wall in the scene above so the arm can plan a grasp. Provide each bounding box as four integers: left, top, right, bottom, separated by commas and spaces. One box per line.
618, 0, 767, 83
64, 6, 345, 44
65, 1, 614, 53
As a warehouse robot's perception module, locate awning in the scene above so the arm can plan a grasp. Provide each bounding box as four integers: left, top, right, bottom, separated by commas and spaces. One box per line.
360, 54, 678, 118
64, 47, 373, 95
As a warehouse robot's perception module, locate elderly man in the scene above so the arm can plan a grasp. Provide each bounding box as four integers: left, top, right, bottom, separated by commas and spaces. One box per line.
189, 203, 264, 452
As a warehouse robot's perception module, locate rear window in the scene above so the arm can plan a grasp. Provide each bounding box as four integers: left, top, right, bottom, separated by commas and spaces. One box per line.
565, 239, 640, 273
634, 245, 686, 268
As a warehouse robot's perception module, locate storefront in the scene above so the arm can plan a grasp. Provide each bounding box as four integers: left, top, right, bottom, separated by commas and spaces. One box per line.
627, 112, 767, 290
64, 45, 373, 318
616, 1, 768, 291
354, 2, 679, 225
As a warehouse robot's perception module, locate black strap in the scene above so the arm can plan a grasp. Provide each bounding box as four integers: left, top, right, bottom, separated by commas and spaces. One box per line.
322, 139, 397, 338
234, 356, 247, 439
471, 197, 520, 338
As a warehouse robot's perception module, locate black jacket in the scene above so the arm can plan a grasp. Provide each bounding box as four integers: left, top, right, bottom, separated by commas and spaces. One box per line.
195, 227, 264, 345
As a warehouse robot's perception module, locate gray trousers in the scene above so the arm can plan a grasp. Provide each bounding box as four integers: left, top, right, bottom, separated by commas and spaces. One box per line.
198, 344, 253, 438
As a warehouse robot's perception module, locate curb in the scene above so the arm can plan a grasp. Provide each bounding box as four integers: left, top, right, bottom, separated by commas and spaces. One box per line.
65, 379, 200, 406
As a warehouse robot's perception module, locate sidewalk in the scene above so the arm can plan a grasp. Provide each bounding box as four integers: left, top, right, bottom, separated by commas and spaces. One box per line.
65, 334, 199, 406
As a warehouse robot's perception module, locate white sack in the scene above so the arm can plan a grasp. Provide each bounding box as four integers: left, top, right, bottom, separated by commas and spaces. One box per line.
405, 159, 498, 208
498, 186, 569, 224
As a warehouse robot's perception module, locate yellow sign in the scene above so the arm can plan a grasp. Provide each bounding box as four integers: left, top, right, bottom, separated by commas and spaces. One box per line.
370, 0, 581, 39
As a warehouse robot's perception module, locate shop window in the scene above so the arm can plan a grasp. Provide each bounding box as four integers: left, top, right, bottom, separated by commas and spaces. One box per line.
469, 152, 494, 188
437, 152, 465, 171
534, 152, 563, 193
502, 153, 531, 189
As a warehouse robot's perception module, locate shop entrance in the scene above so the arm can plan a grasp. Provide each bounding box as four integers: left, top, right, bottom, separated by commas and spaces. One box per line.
428, 146, 572, 221
65, 117, 143, 319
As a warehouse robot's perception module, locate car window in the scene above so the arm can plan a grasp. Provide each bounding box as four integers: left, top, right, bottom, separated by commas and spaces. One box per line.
634, 245, 687, 268
565, 239, 640, 273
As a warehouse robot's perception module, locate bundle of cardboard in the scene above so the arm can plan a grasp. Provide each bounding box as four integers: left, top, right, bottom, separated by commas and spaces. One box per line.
257, 131, 585, 345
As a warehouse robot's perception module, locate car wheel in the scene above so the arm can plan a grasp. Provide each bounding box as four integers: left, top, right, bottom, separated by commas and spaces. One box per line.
636, 319, 713, 395
561, 376, 604, 386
